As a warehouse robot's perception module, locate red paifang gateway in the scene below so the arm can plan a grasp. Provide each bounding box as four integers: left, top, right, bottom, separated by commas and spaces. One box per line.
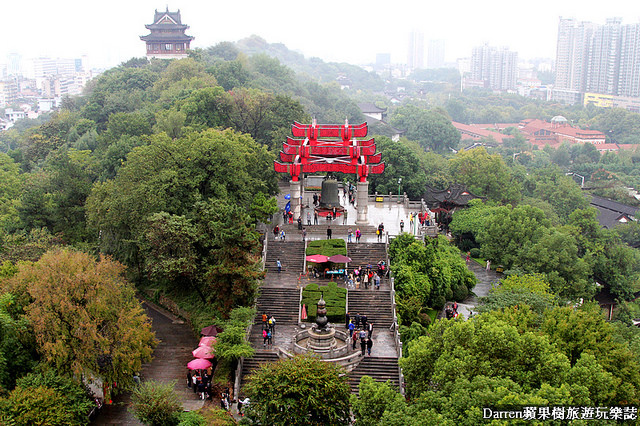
274, 120, 384, 182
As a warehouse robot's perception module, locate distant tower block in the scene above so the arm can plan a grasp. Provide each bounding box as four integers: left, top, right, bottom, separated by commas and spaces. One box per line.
140, 8, 194, 59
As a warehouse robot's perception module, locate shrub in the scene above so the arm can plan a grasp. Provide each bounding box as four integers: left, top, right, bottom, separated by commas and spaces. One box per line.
130, 380, 183, 426
306, 239, 347, 257
470, 247, 481, 258
301, 282, 346, 323
453, 284, 469, 301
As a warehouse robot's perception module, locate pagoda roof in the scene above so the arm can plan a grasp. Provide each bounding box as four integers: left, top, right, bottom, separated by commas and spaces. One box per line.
422, 183, 483, 210
140, 33, 195, 42
141, 8, 193, 40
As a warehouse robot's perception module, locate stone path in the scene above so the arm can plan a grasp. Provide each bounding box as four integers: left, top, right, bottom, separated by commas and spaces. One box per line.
456, 259, 501, 319
93, 301, 203, 425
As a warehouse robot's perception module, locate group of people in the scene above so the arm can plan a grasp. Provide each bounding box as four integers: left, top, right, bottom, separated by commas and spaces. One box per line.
445, 302, 459, 320
273, 225, 286, 241
344, 182, 356, 206
187, 369, 213, 400
409, 211, 431, 228
346, 228, 362, 243
262, 313, 276, 347
346, 312, 374, 356
346, 265, 381, 290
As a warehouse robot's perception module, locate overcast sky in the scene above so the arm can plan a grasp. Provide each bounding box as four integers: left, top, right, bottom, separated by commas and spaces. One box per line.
3, 0, 640, 69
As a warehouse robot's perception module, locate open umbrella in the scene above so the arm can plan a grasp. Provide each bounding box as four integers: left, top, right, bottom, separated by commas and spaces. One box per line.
187, 358, 212, 370
192, 345, 215, 359
328, 254, 352, 263
200, 325, 222, 336
301, 304, 307, 320
199, 336, 216, 347
306, 254, 329, 263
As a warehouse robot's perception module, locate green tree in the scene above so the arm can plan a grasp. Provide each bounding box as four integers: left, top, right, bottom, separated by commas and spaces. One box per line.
0, 293, 38, 392
369, 137, 429, 199
478, 274, 558, 316
0, 153, 22, 232
390, 106, 460, 153
130, 380, 183, 426
1, 249, 157, 388
449, 147, 521, 204
350, 376, 407, 425
1, 371, 94, 426
244, 355, 350, 426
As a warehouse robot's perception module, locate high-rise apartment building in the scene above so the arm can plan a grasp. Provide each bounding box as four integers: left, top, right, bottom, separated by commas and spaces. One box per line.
427, 40, 445, 68
407, 30, 424, 70
555, 17, 640, 101
470, 44, 518, 91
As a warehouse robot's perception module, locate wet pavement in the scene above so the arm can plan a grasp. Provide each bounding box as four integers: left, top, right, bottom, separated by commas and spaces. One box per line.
93, 301, 203, 425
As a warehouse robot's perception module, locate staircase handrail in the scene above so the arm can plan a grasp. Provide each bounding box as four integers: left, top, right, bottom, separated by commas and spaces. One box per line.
261, 231, 268, 271
389, 270, 405, 396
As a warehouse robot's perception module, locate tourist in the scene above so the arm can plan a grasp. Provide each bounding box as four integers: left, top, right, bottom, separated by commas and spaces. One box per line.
263, 328, 269, 347
268, 315, 276, 333
187, 370, 192, 388
267, 329, 273, 346
313, 193, 318, 205
354, 313, 360, 328
297, 217, 302, 230
377, 223, 385, 241
355, 228, 361, 243
280, 229, 286, 241
367, 322, 373, 338
366, 337, 373, 356
486, 259, 491, 271
400, 219, 404, 232
352, 331, 358, 350
374, 272, 381, 290
273, 225, 279, 241
277, 259, 282, 273
363, 272, 369, 289
360, 337, 367, 356
348, 321, 355, 338
327, 226, 332, 239
345, 312, 350, 328
302, 228, 307, 241
307, 211, 311, 225
348, 273, 354, 289
343, 210, 348, 224
360, 314, 368, 328
347, 228, 353, 243
359, 329, 367, 341
262, 312, 268, 327
314, 211, 318, 225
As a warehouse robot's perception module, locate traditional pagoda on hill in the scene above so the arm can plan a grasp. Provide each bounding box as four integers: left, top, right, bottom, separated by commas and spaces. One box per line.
140, 8, 194, 59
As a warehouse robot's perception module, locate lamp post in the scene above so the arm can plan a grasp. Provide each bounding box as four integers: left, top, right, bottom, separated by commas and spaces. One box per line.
397, 178, 402, 203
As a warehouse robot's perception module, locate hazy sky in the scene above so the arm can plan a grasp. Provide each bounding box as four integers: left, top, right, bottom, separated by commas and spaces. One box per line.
3, 0, 640, 69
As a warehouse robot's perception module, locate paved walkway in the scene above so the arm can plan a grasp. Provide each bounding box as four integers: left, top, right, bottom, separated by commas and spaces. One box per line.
456, 259, 501, 319
93, 301, 203, 425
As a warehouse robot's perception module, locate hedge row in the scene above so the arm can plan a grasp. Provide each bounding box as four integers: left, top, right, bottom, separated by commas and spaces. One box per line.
306, 239, 347, 257
301, 282, 347, 324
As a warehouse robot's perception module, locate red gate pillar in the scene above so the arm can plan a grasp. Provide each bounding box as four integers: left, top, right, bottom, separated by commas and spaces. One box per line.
290, 179, 302, 221
356, 181, 369, 224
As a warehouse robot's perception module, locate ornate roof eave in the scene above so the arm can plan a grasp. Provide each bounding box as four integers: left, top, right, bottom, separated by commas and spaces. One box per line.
422, 183, 484, 208
140, 34, 195, 42
145, 23, 189, 30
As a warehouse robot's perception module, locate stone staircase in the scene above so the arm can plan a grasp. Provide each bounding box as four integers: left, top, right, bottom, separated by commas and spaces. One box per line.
251, 287, 300, 344
239, 350, 280, 391
348, 289, 394, 329
347, 242, 387, 269
264, 240, 305, 278
349, 356, 400, 393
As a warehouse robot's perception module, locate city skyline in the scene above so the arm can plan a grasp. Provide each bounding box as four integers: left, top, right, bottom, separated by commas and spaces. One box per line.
2, 1, 640, 70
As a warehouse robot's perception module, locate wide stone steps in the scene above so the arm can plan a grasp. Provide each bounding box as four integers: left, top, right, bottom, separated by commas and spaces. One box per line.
254, 287, 300, 326
240, 350, 280, 391
349, 356, 400, 393
264, 240, 305, 275
348, 290, 394, 329
348, 242, 388, 269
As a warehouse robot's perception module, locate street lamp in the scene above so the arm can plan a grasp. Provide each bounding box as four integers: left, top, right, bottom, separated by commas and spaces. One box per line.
397, 178, 402, 203
565, 172, 585, 188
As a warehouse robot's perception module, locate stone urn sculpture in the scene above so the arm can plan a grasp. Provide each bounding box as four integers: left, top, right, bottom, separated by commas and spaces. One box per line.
315, 293, 329, 330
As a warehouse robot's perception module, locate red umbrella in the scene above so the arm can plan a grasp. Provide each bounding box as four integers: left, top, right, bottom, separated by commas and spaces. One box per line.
306, 254, 329, 263
201, 325, 222, 336
328, 254, 352, 263
199, 336, 216, 347
192, 345, 215, 359
187, 358, 212, 370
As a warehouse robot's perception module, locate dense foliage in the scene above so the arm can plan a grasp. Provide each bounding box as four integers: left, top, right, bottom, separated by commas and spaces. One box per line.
244, 355, 351, 425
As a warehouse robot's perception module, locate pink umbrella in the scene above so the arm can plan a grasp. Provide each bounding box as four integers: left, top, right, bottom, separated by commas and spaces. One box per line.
192, 345, 215, 359
187, 358, 212, 370
328, 254, 352, 263
199, 336, 216, 347
200, 325, 222, 336
306, 254, 329, 263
